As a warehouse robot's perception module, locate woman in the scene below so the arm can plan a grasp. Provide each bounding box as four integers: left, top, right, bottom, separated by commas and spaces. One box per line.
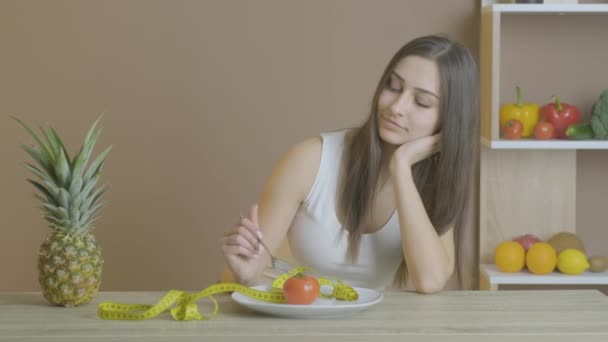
221, 35, 479, 294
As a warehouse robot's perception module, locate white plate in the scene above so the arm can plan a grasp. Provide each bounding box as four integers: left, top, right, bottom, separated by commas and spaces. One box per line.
231, 285, 383, 318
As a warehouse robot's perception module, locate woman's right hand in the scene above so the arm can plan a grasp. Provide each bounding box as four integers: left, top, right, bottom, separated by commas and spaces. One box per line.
221, 204, 266, 285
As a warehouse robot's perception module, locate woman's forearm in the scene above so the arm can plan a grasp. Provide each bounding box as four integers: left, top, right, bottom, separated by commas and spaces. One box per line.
391, 165, 452, 293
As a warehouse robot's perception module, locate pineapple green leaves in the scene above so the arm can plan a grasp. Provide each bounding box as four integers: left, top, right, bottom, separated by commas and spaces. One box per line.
13, 115, 112, 236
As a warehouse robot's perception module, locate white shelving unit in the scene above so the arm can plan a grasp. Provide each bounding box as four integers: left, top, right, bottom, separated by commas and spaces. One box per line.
480, 264, 608, 291
484, 3, 608, 14
481, 137, 608, 150
479, 3, 608, 291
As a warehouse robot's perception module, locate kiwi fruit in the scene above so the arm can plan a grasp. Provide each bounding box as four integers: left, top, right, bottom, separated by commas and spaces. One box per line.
588, 256, 608, 273
547, 232, 586, 255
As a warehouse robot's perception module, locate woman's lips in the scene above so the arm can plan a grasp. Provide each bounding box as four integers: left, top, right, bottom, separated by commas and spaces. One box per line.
383, 117, 404, 130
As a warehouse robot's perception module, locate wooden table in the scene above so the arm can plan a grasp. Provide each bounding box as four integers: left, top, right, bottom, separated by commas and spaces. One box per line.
2, 290, 608, 341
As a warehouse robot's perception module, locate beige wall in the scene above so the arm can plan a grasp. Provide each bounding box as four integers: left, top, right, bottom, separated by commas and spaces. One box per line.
0, 0, 478, 291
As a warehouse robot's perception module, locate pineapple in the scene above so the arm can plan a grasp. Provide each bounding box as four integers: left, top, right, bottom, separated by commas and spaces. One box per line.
14, 115, 111, 307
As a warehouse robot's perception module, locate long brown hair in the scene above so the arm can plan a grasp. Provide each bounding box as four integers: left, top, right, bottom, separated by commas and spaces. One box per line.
336, 35, 479, 287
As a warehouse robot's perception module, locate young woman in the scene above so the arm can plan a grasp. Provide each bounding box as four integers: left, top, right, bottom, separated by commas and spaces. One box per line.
221, 35, 479, 294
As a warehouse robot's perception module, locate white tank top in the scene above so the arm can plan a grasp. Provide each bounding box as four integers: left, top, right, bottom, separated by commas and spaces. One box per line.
287, 129, 404, 290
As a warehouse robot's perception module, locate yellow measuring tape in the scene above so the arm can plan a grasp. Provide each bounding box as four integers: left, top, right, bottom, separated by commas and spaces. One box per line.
97, 267, 358, 321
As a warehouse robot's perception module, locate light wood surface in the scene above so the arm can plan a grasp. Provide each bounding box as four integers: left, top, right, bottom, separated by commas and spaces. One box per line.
2, 290, 608, 341
479, 147, 576, 264
479, 9, 499, 142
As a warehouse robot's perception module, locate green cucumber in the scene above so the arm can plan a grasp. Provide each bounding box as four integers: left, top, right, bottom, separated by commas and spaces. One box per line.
566, 123, 594, 140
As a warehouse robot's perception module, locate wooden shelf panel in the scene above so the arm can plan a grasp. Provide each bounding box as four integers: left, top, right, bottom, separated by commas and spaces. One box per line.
481, 264, 608, 285
483, 4, 608, 14
481, 137, 608, 150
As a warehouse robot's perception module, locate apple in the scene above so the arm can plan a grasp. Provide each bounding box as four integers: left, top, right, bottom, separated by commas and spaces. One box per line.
513, 234, 541, 251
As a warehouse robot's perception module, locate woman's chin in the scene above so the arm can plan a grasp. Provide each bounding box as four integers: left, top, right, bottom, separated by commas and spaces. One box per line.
379, 128, 406, 145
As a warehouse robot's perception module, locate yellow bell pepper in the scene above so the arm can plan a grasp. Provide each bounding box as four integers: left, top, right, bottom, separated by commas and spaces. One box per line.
500, 86, 539, 138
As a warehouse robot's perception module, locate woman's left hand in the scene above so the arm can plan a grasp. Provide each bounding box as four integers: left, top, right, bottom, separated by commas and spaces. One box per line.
390, 133, 441, 172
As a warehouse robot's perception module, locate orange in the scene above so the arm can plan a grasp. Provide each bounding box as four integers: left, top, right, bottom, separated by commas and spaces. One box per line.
526, 242, 557, 275
494, 241, 525, 273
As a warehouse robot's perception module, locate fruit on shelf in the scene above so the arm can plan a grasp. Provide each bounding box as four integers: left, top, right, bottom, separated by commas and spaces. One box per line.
513, 234, 541, 252
547, 232, 586, 255
494, 241, 526, 273
590, 89, 608, 139
534, 121, 555, 140
557, 249, 590, 275
539, 95, 581, 139
566, 123, 593, 140
502, 119, 523, 140
588, 256, 608, 273
525, 243, 557, 275
565, 88, 608, 140
500, 86, 539, 138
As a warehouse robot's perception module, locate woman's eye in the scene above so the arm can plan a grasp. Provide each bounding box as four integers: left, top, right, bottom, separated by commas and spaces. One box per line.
386, 78, 401, 92
416, 99, 431, 108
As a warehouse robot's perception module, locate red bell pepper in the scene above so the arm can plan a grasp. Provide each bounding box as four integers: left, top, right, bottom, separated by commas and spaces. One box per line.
539, 95, 580, 139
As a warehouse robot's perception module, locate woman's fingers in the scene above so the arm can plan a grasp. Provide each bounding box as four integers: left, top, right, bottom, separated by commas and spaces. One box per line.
221, 241, 259, 258
221, 206, 264, 260
249, 204, 259, 228
229, 228, 256, 248
222, 231, 258, 255
222, 223, 260, 256
420, 134, 441, 159
240, 217, 263, 240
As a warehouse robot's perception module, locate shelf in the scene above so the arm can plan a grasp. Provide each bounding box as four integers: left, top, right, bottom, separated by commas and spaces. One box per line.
478, 4, 608, 292
483, 4, 608, 14
479, 5, 608, 145
481, 137, 608, 150
481, 264, 608, 286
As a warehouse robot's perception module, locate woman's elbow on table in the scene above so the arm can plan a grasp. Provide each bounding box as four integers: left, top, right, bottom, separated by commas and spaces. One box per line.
414, 280, 446, 294
413, 273, 451, 294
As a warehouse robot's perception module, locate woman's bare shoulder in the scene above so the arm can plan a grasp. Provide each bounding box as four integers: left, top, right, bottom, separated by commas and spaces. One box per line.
287, 136, 323, 165
277, 136, 322, 200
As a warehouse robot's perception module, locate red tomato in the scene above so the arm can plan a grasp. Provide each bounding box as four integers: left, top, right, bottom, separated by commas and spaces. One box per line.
283, 275, 320, 305
502, 119, 523, 140
534, 121, 555, 140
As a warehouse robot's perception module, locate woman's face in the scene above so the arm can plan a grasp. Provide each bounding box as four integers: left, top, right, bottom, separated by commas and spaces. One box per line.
377, 55, 441, 146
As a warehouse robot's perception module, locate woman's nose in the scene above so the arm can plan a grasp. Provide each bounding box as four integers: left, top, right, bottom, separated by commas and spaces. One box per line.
389, 93, 413, 117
